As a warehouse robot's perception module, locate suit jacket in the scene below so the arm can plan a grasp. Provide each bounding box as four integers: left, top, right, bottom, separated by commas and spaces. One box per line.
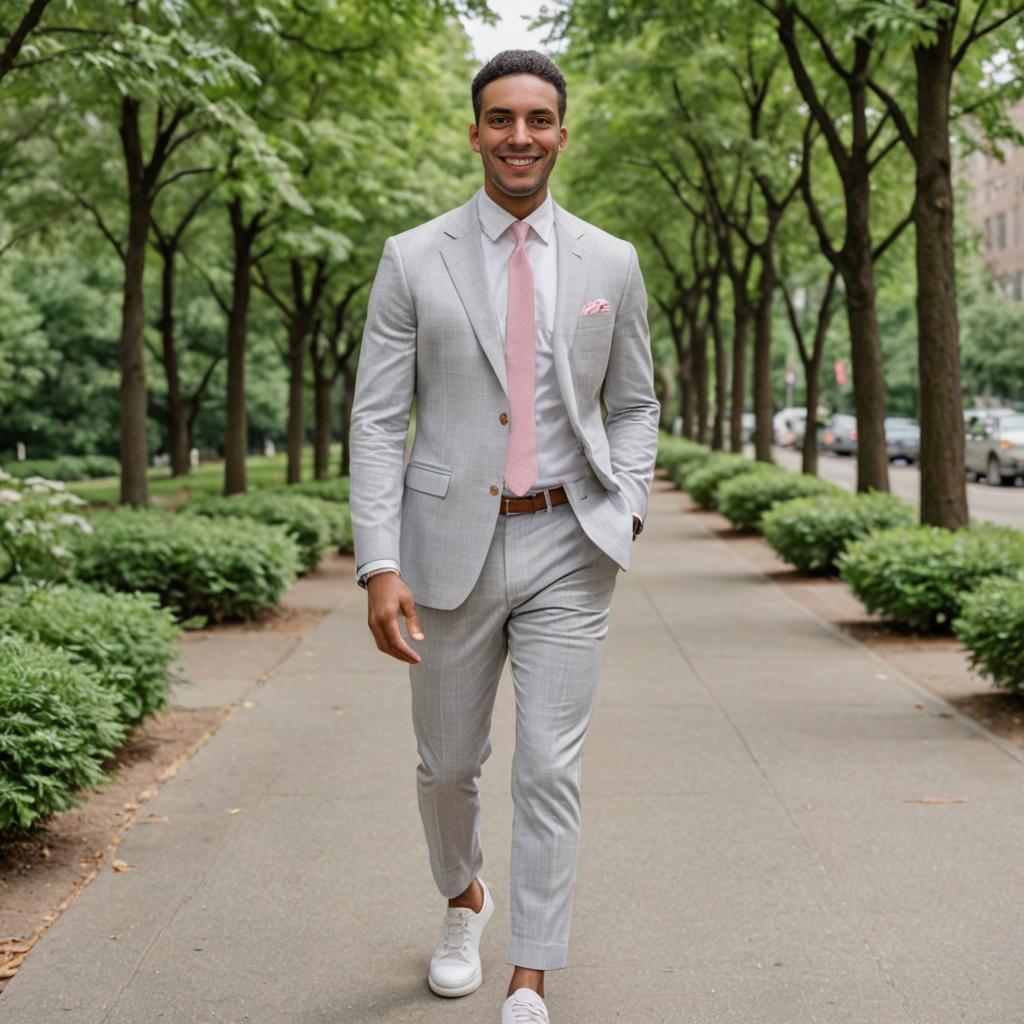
349, 189, 660, 611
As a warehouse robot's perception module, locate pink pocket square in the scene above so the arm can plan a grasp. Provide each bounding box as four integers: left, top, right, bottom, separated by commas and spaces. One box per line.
580, 299, 610, 317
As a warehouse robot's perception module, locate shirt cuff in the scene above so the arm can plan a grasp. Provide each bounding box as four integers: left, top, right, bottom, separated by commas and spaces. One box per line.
356, 558, 400, 589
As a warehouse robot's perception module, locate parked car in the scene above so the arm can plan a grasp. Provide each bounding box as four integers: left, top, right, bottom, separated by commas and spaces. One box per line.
884, 417, 920, 464
965, 411, 1024, 485
822, 413, 858, 456
773, 407, 807, 448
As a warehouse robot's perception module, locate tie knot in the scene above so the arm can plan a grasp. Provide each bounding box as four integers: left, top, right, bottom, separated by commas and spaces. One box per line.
512, 220, 530, 246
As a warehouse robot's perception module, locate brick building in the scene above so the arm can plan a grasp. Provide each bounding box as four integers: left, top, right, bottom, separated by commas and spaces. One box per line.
960, 99, 1024, 301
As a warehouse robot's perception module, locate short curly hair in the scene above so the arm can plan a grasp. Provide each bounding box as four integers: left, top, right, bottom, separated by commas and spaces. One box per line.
471, 49, 567, 125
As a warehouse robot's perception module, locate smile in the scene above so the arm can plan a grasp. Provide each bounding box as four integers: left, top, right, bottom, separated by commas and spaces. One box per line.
500, 156, 540, 167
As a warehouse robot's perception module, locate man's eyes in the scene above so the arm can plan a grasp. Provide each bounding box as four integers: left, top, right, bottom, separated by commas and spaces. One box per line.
490, 117, 553, 127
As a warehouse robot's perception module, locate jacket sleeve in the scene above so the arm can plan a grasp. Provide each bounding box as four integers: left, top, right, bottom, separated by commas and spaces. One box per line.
602, 243, 661, 526
348, 236, 417, 581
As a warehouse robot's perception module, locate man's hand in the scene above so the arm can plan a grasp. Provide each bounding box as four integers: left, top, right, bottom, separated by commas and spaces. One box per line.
367, 572, 424, 664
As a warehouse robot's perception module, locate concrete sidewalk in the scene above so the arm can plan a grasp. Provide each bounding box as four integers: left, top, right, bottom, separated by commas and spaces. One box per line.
3, 479, 1024, 1023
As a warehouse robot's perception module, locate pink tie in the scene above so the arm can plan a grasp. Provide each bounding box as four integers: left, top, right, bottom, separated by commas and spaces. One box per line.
503, 220, 537, 496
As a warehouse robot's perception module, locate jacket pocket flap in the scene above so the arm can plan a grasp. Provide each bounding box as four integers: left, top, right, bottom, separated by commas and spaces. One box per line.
405, 462, 452, 497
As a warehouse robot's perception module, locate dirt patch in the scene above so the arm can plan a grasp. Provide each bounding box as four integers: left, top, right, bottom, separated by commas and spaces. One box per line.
686, 495, 1024, 750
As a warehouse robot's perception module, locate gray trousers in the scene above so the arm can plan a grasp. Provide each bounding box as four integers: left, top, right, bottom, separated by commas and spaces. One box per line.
408, 499, 620, 970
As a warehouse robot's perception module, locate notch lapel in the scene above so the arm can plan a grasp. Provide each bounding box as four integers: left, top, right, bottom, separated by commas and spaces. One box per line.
440, 205, 508, 397
552, 206, 589, 424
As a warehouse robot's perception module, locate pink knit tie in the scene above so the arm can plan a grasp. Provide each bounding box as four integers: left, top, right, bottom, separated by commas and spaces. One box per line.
503, 220, 537, 496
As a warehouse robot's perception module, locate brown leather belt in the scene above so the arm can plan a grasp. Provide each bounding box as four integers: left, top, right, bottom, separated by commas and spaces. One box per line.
498, 485, 569, 515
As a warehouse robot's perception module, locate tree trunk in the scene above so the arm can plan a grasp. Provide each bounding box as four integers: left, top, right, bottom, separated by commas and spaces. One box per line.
118, 96, 150, 506
286, 319, 305, 485
841, 238, 889, 492
752, 249, 775, 464
690, 304, 709, 445
156, 242, 190, 477
224, 197, 257, 496
802, 351, 822, 475
914, 11, 968, 529
313, 359, 332, 481
709, 267, 727, 451
729, 296, 750, 453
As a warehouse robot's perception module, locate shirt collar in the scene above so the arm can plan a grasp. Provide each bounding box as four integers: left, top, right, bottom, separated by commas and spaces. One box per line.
477, 188, 554, 245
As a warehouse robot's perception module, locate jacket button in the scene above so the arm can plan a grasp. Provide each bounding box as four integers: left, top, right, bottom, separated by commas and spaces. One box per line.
499, 412, 509, 425
490, 485, 499, 496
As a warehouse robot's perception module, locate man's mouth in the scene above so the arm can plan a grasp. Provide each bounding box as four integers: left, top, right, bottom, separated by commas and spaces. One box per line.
500, 155, 540, 167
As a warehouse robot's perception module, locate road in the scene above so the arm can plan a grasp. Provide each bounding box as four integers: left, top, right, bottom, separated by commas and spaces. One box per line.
767, 445, 1024, 528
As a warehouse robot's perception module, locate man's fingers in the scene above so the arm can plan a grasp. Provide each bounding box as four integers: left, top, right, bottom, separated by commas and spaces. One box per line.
400, 593, 425, 641
382, 613, 421, 663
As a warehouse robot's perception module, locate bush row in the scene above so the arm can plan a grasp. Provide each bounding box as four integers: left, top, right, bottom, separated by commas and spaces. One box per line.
1, 455, 121, 482
658, 432, 1024, 693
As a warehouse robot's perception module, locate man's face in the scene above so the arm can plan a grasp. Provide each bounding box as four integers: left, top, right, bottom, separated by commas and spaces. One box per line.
470, 73, 567, 201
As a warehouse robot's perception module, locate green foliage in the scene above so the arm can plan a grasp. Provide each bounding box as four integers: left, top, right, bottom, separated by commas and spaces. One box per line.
839, 523, 1024, 632
761, 490, 916, 573
182, 491, 335, 571
657, 434, 715, 486
3, 456, 120, 482
0, 583, 179, 726
0, 634, 126, 833
268, 476, 350, 502
954, 573, 1024, 694
0, 471, 94, 584
717, 470, 836, 533
683, 455, 770, 510
69, 507, 300, 623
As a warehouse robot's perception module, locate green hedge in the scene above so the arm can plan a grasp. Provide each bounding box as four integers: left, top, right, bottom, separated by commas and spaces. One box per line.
1, 455, 120, 482
954, 574, 1024, 694
0, 584, 179, 725
657, 435, 714, 484
69, 507, 300, 623
839, 523, 1024, 632
183, 492, 336, 571
761, 491, 916, 573
266, 477, 350, 503
0, 635, 127, 832
717, 470, 836, 533
684, 455, 771, 510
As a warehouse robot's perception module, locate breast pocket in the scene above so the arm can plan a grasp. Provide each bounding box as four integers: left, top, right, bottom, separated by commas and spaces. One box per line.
573, 318, 614, 382
404, 461, 452, 498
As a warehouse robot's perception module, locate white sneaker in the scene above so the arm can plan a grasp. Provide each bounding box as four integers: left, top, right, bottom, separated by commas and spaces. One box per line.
502, 987, 550, 1023
427, 877, 494, 997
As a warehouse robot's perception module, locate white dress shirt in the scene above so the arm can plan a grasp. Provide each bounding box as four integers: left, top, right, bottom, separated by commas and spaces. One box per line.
358, 189, 592, 585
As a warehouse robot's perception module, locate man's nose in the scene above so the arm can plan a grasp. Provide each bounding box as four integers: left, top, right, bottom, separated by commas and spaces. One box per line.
509, 118, 532, 146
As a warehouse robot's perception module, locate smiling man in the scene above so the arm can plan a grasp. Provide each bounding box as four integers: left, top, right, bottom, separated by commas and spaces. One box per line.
349, 50, 659, 1024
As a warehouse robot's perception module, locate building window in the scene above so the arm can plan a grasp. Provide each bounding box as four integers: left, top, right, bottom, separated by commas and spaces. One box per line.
985, 216, 992, 250
1014, 272, 1023, 302
997, 211, 1007, 248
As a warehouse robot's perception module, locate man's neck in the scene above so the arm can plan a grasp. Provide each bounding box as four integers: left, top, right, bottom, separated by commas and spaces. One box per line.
483, 179, 549, 221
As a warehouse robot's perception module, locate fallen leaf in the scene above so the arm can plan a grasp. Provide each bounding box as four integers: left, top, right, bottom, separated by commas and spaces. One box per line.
241, 700, 256, 709
914, 702, 925, 709
228, 807, 241, 815
903, 797, 968, 804
142, 814, 169, 824
111, 859, 135, 872
109, 934, 118, 940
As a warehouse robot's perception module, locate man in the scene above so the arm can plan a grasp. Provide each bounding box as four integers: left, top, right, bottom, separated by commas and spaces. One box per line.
349, 49, 659, 1024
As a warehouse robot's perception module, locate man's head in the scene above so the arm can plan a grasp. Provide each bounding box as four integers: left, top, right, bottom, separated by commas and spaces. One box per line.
469, 50, 568, 210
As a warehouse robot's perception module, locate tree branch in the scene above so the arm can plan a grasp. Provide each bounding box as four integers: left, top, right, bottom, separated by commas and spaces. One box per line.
872, 203, 915, 262
68, 189, 125, 262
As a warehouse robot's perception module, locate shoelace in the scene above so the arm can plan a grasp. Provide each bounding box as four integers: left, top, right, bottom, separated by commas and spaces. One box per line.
440, 908, 473, 960
509, 994, 549, 1023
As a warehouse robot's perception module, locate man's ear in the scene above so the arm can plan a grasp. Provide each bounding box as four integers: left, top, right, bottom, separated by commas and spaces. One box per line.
558, 124, 568, 152
469, 123, 481, 153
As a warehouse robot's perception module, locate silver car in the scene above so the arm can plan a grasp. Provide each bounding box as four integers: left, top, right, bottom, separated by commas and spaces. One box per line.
965, 412, 1024, 485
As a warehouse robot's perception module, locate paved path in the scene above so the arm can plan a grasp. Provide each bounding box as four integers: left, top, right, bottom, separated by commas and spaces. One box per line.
3, 480, 1024, 1023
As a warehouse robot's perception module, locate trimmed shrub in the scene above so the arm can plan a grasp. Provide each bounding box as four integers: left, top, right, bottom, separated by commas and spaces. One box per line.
69, 507, 300, 623
0, 635, 127, 832
717, 470, 836, 533
0, 584, 180, 725
761, 490, 916, 573
657, 435, 715, 490
954, 573, 1024, 694
266, 477, 350, 503
0, 471, 93, 583
839, 523, 1024, 632
1, 456, 119, 482
684, 454, 770, 510
183, 492, 335, 571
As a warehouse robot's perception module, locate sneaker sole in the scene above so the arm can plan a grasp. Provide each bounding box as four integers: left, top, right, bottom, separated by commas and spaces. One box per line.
428, 971, 483, 998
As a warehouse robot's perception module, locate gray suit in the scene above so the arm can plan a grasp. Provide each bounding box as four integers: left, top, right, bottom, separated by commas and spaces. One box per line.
349, 189, 660, 610
349, 189, 659, 971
